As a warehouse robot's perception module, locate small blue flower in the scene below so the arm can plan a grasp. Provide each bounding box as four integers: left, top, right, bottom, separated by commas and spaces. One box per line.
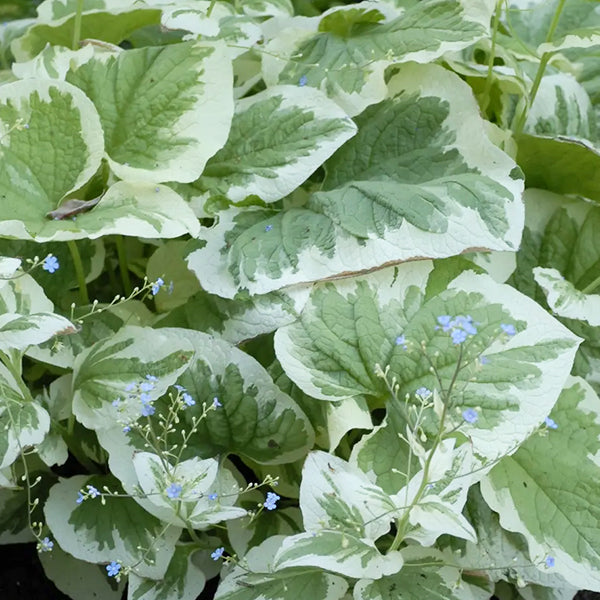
86, 485, 100, 498
544, 416, 558, 430
146, 375, 158, 382
140, 392, 152, 405
182, 392, 195, 407
436, 315, 452, 331
415, 387, 432, 400
123, 425, 131, 433
454, 315, 477, 335
125, 382, 136, 392
299, 75, 308, 87
141, 403, 155, 417
395, 334, 407, 349
76, 492, 85, 504
211, 547, 225, 561
155, 186, 160, 193
174, 384, 186, 392
213, 397, 222, 408
545, 556, 555, 568
451, 328, 468, 344
265, 224, 273, 232
501, 323, 516, 336
264, 491, 280, 511
112, 399, 121, 407
208, 492, 218, 501
151, 278, 164, 296
106, 561, 121, 577
480, 356, 490, 365
38, 537, 53, 552
166, 483, 182, 499
462, 408, 478, 424
42, 255, 59, 274
140, 381, 154, 392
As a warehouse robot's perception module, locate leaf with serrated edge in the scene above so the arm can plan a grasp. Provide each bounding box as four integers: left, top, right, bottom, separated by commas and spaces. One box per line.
128, 544, 206, 600
0, 362, 50, 469
188, 63, 523, 298
66, 41, 233, 184
481, 376, 600, 591
193, 85, 356, 204
71, 326, 195, 431
215, 535, 349, 600
275, 262, 579, 466
0, 79, 104, 240
44, 474, 181, 579
262, 0, 493, 116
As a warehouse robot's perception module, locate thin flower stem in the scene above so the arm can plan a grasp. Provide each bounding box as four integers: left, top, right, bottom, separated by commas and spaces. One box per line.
582, 273, 600, 295
207, 0, 217, 17
481, 0, 504, 113
67, 240, 89, 304
512, 0, 567, 135
72, 0, 84, 49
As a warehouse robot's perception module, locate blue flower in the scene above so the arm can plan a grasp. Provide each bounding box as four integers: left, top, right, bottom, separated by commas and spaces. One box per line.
480, 356, 490, 365
86, 485, 100, 499
264, 491, 280, 511
141, 403, 155, 417
38, 537, 53, 552
174, 384, 186, 392
211, 547, 225, 561
462, 408, 478, 424
265, 224, 273, 232
436, 315, 452, 331
166, 483, 182, 499
125, 382, 136, 392
146, 375, 158, 382
545, 556, 555, 568
454, 315, 477, 335
544, 416, 558, 430
395, 334, 407, 349
298, 75, 308, 87
42, 255, 59, 274
76, 492, 85, 504
151, 278, 164, 296
415, 387, 432, 400
123, 425, 131, 433
106, 561, 121, 577
208, 492, 218, 501
451, 328, 468, 344
140, 381, 154, 392
182, 392, 195, 406
501, 323, 516, 336
213, 397, 222, 408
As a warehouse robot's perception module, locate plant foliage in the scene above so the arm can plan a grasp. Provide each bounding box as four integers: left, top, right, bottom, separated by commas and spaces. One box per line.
0, 0, 599, 599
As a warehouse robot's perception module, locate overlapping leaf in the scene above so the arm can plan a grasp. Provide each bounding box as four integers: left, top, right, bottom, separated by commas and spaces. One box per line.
65, 41, 233, 183
188, 63, 524, 298
262, 0, 493, 115
183, 85, 356, 205
275, 262, 579, 466
44, 474, 181, 579
481, 377, 600, 591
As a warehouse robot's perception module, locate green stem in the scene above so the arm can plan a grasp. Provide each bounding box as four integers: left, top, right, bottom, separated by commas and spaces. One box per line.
67, 240, 89, 305
207, 0, 217, 17
582, 274, 600, 295
72, 0, 84, 49
481, 0, 503, 113
114, 235, 132, 295
512, 0, 567, 135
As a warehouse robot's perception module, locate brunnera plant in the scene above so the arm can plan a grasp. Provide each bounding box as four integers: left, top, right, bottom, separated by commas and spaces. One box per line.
0, 0, 599, 599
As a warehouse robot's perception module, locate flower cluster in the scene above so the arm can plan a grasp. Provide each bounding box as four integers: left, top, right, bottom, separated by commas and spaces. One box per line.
76, 484, 101, 504
436, 315, 477, 344
37, 537, 54, 553
264, 491, 280, 511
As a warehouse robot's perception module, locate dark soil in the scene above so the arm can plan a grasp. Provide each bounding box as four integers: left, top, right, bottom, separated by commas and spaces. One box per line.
0, 542, 598, 600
